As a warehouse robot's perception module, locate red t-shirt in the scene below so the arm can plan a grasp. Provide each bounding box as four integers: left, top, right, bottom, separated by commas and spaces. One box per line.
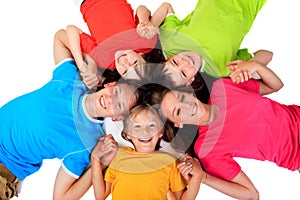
195, 79, 300, 180
80, 0, 157, 69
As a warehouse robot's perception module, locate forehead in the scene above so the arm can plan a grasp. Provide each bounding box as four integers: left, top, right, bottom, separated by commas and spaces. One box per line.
116, 84, 136, 104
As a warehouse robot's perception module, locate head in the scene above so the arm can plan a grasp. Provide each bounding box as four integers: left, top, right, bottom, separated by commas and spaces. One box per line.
121, 104, 173, 152
160, 89, 207, 127
85, 83, 138, 121
164, 51, 204, 86
115, 47, 166, 80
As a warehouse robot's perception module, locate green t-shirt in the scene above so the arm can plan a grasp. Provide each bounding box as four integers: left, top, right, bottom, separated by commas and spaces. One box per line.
160, 0, 267, 78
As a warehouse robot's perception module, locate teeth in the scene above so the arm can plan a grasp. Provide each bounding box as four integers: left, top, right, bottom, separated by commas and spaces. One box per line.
139, 137, 152, 142
100, 96, 106, 109
191, 103, 197, 116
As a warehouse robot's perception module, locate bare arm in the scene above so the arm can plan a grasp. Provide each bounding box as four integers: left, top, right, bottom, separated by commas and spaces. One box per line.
151, 2, 175, 27
53, 166, 92, 200
53, 26, 100, 89
205, 170, 259, 200
176, 157, 202, 200
251, 49, 273, 67
53, 29, 73, 65
227, 49, 273, 83
66, 25, 85, 70
227, 59, 283, 95
91, 135, 118, 199
135, 5, 159, 39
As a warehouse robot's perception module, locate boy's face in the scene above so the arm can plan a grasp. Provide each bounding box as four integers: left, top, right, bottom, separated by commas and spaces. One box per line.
89, 83, 136, 119
126, 110, 163, 153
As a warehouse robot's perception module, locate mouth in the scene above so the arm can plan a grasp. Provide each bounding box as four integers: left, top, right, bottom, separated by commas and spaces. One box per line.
191, 102, 198, 116
99, 95, 106, 109
138, 137, 153, 143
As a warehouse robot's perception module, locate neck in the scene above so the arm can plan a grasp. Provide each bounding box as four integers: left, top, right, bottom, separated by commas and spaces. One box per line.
201, 104, 218, 126
84, 94, 96, 118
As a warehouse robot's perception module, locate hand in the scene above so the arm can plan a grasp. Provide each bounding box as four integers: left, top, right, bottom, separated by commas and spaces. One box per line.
226, 60, 257, 84
80, 55, 99, 90
177, 155, 203, 181
91, 134, 118, 166
136, 21, 159, 39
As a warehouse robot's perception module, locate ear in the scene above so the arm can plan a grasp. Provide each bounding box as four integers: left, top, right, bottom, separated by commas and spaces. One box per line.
104, 81, 117, 88
186, 77, 195, 86
174, 122, 183, 128
112, 116, 125, 121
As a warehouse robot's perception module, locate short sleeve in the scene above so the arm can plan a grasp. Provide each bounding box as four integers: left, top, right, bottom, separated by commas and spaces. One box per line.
169, 161, 186, 192
201, 154, 241, 181
62, 149, 91, 178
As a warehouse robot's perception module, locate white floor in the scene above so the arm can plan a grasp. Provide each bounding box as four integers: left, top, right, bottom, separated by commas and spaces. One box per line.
1, 0, 300, 199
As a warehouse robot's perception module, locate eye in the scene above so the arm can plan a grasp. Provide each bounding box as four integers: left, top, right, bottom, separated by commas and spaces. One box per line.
131, 60, 138, 66
148, 123, 157, 128
122, 70, 127, 75
181, 71, 187, 78
171, 59, 177, 65
134, 124, 141, 129
117, 103, 122, 110
179, 94, 185, 102
176, 108, 181, 116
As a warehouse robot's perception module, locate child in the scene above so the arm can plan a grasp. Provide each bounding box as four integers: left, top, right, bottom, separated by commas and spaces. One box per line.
91, 104, 203, 199
65, 1, 173, 89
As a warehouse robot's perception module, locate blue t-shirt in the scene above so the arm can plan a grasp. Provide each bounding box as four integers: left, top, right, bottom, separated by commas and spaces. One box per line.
0, 59, 104, 180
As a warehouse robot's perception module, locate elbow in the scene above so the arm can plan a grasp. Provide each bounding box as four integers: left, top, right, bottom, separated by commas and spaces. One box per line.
245, 189, 259, 200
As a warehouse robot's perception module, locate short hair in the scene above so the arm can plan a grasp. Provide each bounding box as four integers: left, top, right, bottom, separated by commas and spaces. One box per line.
121, 104, 174, 150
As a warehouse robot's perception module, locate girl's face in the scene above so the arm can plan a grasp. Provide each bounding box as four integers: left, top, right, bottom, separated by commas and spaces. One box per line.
164, 52, 203, 86
126, 110, 163, 153
161, 90, 206, 127
115, 50, 146, 80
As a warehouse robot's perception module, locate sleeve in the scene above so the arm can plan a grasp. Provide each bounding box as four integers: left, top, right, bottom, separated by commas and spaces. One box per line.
159, 15, 181, 31
169, 161, 186, 192
62, 149, 91, 179
52, 59, 78, 83
80, 32, 97, 54
235, 48, 253, 61
201, 154, 241, 181
237, 79, 260, 94
104, 166, 116, 183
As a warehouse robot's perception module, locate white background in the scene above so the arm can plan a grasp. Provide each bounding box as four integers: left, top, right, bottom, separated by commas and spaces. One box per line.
1, 0, 300, 199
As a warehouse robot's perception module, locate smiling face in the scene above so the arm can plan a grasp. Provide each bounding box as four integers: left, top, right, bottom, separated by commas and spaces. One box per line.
115, 50, 146, 80
161, 90, 205, 126
124, 105, 163, 153
165, 52, 203, 86
85, 83, 137, 119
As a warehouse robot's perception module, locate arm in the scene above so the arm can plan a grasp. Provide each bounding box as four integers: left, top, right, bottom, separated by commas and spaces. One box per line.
91, 135, 118, 199
176, 156, 202, 200
227, 59, 283, 95
53, 29, 73, 65
151, 2, 175, 27
53, 27, 99, 89
227, 49, 273, 82
135, 5, 159, 39
65, 25, 85, 70
205, 170, 259, 200
53, 166, 92, 200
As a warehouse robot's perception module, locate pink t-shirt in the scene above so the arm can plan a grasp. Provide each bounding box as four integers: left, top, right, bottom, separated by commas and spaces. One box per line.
194, 78, 300, 180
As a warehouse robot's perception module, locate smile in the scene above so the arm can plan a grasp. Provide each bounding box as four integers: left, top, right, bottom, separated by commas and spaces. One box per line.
191, 102, 198, 116
138, 137, 152, 143
99, 95, 106, 109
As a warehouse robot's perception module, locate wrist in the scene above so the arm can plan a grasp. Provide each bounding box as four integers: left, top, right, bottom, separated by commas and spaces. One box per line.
202, 172, 207, 184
